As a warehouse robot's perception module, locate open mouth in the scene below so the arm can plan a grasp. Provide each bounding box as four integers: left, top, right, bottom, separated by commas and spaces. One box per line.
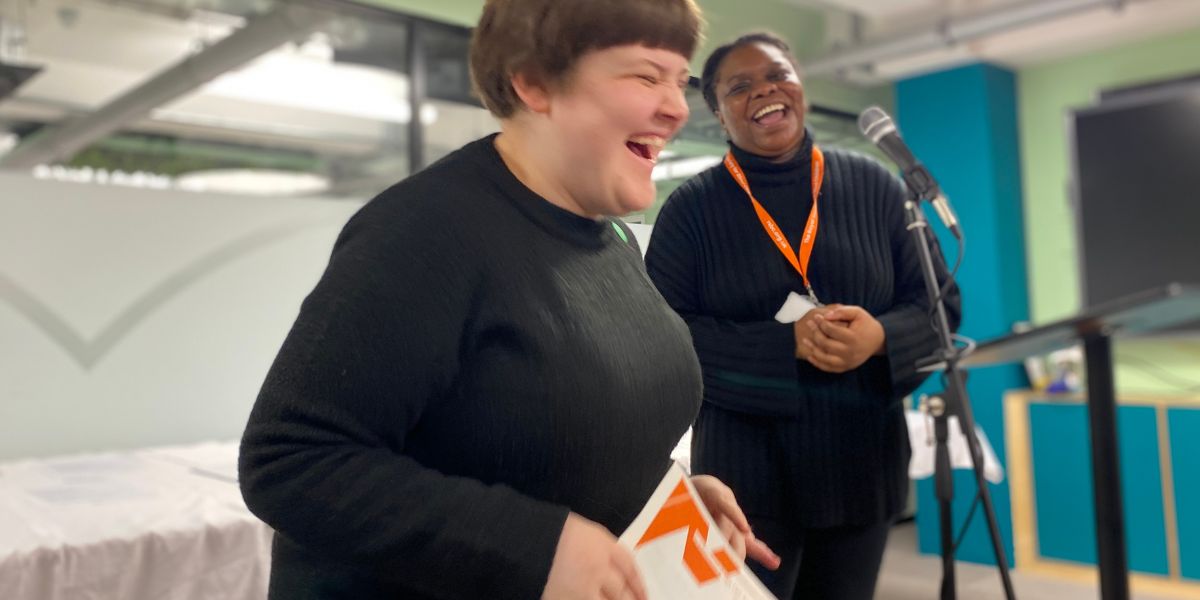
626, 135, 665, 164
752, 103, 788, 126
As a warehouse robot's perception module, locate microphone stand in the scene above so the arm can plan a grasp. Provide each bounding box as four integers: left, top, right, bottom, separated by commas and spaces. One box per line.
903, 189, 1016, 600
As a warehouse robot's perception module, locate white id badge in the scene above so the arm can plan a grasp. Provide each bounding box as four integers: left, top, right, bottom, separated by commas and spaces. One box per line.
774, 291, 817, 323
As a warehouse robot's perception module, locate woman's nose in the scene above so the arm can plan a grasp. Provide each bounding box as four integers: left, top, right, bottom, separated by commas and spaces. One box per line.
660, 87, 690, 125
750, 79, 777, 99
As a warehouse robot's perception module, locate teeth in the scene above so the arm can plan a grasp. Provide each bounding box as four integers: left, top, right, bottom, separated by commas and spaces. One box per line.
753, 103, 786, 120
627, 135, 666, 149
627, 135, 666, 163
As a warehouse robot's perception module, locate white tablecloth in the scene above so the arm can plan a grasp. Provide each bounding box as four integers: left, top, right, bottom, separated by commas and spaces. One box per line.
0, 442, 272, 600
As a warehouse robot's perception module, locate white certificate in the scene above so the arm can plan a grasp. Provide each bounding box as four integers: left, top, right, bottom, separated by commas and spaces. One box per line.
620, 464, 777, 600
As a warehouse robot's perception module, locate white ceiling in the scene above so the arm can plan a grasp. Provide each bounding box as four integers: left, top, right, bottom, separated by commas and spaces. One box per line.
785, 0, 1200, 82
0, 0, 496, 162
802, 0, 974, 20
875, 0, 1200, 78
808, 0, 1038, 22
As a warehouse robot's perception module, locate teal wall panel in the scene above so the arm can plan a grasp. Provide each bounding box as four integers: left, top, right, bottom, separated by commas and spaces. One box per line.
1030, 403, 1094, 564
1029, 403, 1169, 574
1120, 406, 1169, 575
1169, 407, 1200, 580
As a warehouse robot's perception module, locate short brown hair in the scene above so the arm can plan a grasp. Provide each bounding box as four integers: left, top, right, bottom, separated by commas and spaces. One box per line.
470, 0, 703, 118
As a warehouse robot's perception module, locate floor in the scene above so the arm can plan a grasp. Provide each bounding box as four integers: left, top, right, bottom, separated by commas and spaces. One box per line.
875, 521, 1179, 600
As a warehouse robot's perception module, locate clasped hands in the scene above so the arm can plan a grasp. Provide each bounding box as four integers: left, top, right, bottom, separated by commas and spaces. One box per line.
793, 304, 886, 373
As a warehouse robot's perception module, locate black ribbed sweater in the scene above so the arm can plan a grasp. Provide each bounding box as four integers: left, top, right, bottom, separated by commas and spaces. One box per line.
645, 134, 960, 526
239, 134, 702, 599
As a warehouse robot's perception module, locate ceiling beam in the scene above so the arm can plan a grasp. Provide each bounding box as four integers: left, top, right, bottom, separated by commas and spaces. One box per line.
0, 3, 334, 169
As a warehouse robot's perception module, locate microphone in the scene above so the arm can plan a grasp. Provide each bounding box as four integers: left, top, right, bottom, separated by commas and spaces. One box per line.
858, 106, 961, 239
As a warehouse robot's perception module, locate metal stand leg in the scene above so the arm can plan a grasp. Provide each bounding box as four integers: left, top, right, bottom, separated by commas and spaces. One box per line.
931, 395, 957, 600
906, 198, 1015, 600
1083, 334, 1130, 600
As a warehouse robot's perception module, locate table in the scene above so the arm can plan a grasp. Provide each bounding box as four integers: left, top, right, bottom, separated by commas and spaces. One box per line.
0, 442, 272, 600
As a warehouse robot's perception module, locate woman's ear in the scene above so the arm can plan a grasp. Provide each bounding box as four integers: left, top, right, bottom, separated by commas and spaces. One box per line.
510, 70, 552, 114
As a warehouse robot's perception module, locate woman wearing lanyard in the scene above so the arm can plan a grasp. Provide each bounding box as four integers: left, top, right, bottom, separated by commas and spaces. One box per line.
645, 32, 961, 600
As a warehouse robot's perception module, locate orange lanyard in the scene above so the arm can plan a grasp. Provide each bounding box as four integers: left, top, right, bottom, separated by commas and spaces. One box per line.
723, 146, 826, 305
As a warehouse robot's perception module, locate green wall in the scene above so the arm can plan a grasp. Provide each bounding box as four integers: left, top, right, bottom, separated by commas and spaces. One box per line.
1018, 25, 1200, 395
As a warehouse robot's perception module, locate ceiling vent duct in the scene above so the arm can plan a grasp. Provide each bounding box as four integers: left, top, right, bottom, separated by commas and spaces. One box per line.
806, 0, 1125, 77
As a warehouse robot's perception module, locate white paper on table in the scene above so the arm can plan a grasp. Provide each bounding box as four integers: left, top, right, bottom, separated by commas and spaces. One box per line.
619, 463, 777, 600
905, 409, 1005, 484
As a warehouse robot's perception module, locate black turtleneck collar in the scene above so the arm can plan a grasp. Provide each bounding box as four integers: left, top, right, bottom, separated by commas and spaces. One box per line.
727, 128, 816, 185
472, 133, 611, 249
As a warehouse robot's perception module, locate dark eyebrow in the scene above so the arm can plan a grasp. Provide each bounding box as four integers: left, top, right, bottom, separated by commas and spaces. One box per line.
723, 72, 749, 85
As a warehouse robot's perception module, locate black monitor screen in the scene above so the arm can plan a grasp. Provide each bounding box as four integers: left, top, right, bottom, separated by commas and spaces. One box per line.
1071, 85, 1200, 309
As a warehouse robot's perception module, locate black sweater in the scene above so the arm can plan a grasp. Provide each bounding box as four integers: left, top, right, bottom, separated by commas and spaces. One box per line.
645, 134, 960, 526
239, 134, 702, 599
